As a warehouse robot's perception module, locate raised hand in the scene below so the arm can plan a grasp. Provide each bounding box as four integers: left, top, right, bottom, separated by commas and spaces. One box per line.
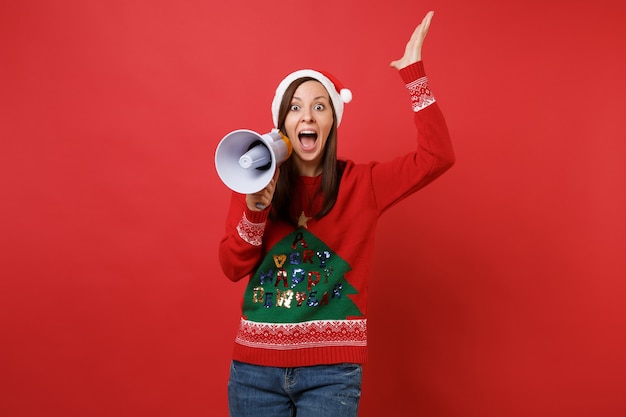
390, 11, 434, 70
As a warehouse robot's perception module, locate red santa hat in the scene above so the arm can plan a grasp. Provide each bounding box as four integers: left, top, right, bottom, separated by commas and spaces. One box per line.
271, 69, 352, 128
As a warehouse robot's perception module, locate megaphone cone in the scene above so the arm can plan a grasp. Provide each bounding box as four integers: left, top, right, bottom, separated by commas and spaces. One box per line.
215, 129, 292, 194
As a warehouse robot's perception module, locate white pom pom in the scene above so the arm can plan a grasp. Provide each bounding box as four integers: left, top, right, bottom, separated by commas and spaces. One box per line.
340, 88, 352, 103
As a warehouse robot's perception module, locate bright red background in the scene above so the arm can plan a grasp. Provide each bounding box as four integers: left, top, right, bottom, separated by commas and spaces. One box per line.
1, 1, 625, 416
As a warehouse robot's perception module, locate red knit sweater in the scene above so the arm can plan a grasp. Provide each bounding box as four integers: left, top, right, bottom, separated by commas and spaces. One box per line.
218, 61, 454, 367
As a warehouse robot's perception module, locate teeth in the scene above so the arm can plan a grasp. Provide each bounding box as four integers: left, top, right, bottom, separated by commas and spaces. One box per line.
300, 130, 316, 135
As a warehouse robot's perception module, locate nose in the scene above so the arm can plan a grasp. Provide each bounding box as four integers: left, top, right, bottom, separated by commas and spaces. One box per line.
301, 107, 315, 122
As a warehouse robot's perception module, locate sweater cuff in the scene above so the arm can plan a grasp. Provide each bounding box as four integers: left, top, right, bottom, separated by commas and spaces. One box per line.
237, 208, 268, 247
399, 61, 435, 112
244, 206, 270, 224
399, 61, 426, 84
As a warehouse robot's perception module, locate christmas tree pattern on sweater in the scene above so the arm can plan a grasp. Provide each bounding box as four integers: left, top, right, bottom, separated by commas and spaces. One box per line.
236, 228, 366, 350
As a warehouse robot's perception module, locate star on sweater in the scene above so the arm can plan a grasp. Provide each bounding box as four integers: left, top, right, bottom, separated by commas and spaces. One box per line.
297, 211, 312, 228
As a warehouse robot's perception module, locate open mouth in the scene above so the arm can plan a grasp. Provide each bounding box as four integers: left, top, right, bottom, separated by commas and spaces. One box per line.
298, 130, 318, 150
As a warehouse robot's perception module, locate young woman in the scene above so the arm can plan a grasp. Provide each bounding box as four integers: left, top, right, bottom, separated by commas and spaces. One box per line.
218, 11, 454, 417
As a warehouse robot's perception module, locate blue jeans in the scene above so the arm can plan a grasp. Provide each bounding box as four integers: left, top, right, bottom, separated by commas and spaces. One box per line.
228, 360, 362, 417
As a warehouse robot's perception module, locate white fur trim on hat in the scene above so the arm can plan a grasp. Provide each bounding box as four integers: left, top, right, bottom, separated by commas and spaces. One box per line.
271, 69, 352, 128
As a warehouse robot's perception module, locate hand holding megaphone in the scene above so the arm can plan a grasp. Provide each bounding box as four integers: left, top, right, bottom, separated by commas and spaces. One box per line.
248, 167, 280, 211
214, 129, 292, 194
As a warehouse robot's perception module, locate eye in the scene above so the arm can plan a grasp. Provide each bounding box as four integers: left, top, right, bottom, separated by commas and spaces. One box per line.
314, 104, 325, 111
290, 104, 300, 111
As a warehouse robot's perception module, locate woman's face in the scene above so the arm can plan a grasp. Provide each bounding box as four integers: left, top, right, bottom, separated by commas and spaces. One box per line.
283, 80, 334, 176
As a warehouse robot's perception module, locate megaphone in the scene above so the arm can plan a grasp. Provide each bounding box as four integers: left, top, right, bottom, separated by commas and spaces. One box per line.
215, 129, 292, 194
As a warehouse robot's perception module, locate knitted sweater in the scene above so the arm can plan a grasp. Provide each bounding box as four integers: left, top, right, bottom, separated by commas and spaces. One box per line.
218, 61, 454, 368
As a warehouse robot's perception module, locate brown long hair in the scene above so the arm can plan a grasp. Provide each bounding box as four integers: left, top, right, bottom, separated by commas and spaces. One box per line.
270, 77, 345, 225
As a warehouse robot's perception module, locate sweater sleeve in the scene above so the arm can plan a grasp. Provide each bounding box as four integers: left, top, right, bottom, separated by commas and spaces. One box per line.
218, 191, 270, 282
370, 61, 455, 214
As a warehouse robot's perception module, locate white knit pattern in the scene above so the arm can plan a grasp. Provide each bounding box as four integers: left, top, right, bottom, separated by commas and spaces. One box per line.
235, 318, 367, 350
406, 76, 436, 112
236, 213, 265, 246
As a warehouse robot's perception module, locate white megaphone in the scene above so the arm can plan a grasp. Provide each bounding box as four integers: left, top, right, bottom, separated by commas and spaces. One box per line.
215, 129, 292, 194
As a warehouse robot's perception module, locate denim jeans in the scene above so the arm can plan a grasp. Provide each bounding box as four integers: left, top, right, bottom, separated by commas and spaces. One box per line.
228, 360, 362, 417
